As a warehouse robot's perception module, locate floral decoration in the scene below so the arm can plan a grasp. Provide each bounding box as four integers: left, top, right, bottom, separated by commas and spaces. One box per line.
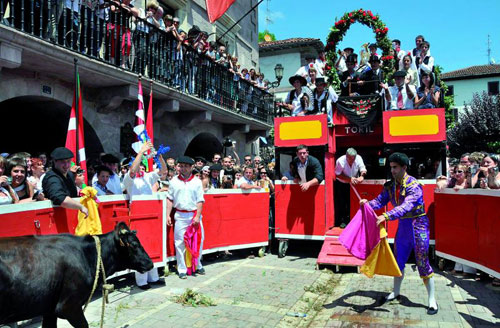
325, 9, 395, 90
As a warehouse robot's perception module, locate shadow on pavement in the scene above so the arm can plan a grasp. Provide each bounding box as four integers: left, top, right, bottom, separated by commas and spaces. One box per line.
323, 290, 427, 314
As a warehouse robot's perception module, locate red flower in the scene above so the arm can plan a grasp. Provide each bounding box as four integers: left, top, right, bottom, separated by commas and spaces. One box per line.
367, 10, 372, 15
375, 28, 380, 33
350, 19, 355, 23
359, 9, 363, 13
349, 13, 353, 17
363, 12, 366, 16
384, 27, 389, 32
325, 65, 331, 71
373, 17, 378, 20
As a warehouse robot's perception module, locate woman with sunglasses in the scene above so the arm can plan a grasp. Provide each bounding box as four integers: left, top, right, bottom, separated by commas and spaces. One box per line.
451, 165, 468, 190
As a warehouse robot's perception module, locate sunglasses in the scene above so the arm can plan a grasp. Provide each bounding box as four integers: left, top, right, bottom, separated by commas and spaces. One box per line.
260, 171, 267, 174
455, 170, 464, 174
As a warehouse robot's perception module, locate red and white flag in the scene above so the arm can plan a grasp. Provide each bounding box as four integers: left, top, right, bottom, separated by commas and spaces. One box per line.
132, 78, 146, 154
206, 0, 235, 23
145, 86, 154, 172
65, 67, 87, 182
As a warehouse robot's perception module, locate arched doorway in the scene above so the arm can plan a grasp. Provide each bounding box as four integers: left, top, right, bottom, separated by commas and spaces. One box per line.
0, 96, 104, 158
184, 133, 223, 161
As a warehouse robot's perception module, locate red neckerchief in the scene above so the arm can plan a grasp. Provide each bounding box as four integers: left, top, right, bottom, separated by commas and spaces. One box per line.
178, 174, 194, 183
136, 171, 145, 178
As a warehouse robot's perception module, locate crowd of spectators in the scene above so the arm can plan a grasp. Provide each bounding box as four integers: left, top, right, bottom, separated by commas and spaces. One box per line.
279, 34, 442, 118
436, 152, 500, 191
0, 145, 277, 206
2, 0, 270, 116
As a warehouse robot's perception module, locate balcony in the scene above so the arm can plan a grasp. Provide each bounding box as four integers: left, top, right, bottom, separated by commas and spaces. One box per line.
0, 1, 273, 130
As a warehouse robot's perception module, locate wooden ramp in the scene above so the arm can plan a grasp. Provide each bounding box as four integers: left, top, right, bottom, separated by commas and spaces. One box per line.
317, 228, 364, 268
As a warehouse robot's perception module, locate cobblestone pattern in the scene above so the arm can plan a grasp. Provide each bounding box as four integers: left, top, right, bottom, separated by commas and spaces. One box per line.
14, 251, 500, 328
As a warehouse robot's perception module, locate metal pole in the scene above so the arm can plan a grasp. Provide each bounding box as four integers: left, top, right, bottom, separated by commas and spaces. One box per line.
74, 57, 79, 163
216, 0, 264, 44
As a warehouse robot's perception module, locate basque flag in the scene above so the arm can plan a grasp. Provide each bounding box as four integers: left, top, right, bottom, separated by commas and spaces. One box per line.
65, 60, 87, 182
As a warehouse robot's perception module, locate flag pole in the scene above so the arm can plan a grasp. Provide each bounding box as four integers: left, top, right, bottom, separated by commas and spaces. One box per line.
74, 58, 79, 164
216, 0, 264, 44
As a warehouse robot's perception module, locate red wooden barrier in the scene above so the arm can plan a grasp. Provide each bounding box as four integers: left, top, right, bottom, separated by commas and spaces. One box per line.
166, 189, 270, 258
435, 189, 500, 279
275, 182, 326, 240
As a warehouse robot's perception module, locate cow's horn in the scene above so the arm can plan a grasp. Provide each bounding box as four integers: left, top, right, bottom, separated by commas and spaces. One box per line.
120, 229, 128, 235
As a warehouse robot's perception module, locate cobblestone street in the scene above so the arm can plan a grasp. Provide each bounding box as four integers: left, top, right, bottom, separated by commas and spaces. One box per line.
17, 242, 500, 328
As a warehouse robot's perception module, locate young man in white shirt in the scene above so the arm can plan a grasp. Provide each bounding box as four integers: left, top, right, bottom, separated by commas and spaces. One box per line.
92, 166, 114, 196
382, 70, 416, 110
166, 156, 205, 279
235, 167, 262, 190
92, 154, 123, 195
334, 148, 367, 228
124, 141, 168, 289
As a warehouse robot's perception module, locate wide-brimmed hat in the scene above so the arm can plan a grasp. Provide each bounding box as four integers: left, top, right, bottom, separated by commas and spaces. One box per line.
289, 74, 307, 86
369, 55, 381, 63
315, 77, 328, 85
346, 54, 357, 63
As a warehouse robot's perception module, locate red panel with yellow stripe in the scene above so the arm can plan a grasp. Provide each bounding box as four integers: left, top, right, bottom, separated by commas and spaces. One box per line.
383, 108, 446, 144
274, 114, 328, 147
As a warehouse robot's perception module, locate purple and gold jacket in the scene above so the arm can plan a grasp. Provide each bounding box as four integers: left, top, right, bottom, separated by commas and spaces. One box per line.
368, 173, 426, 221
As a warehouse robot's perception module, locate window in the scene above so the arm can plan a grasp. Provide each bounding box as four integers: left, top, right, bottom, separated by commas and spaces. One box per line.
488, 81, 499, 95
446, 85, 454, 97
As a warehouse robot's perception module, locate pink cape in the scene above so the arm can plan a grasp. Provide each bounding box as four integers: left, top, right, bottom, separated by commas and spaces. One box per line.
339, 204, 380, 260
184, 223, 202, 275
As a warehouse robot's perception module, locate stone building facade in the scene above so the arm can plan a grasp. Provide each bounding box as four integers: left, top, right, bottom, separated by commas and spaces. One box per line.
0, 0, 270, 162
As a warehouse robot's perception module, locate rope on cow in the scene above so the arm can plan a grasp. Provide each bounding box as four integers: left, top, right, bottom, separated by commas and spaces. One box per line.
83, 235, 114, 328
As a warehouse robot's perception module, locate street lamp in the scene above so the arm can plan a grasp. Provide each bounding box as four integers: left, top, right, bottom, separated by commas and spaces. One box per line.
269, 63, 284, 88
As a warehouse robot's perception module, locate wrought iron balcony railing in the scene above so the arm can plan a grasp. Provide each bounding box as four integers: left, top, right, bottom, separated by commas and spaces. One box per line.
0, 0, 273, 124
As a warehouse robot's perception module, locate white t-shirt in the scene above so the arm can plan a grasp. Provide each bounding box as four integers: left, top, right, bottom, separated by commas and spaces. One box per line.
167, 175, 204, 211
235, 177, 253, 188
123, 171, 159, 197
92, 173, 122, 195
335, 155, 367, 179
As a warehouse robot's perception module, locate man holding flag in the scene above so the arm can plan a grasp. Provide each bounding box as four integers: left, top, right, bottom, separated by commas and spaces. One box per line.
359, 152, 438, 315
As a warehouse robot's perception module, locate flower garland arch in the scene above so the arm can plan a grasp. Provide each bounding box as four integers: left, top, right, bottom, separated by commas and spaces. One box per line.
324, 9, 395, 90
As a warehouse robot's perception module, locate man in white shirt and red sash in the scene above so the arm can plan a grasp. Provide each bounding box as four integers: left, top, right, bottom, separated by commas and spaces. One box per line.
166, 156, 205, 279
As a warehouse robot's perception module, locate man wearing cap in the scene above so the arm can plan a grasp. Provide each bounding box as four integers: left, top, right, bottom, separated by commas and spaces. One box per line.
382, 71, 416, 110
311, 77, 338, 122
42, 147, 89, 217
359, 55, 384, 95
92, 154, 122, 194
124, 141, 168, 289
359, 152, 438, 315
340, 54, 361, 97
166, 155, 205, 279
279, 75, 312, 116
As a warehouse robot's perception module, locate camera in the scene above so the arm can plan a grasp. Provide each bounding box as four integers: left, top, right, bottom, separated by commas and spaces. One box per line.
470, 164, 479, 176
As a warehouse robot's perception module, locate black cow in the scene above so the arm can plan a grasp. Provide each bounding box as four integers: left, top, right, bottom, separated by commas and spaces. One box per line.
0, 222, 154, 327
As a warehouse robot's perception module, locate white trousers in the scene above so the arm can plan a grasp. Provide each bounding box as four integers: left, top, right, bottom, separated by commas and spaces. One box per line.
174, 211, 204, 274
135, 267, 159, 287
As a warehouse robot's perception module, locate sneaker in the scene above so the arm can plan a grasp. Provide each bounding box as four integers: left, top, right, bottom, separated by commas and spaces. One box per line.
137, 284, 151, 290
179, 273, 187, 279
195, 268, 206, 275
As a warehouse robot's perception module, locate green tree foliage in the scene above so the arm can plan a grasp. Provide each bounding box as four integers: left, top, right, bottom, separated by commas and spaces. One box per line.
434, 65, 455, 127
447, 92, 500, 157
259, 30, 276, 42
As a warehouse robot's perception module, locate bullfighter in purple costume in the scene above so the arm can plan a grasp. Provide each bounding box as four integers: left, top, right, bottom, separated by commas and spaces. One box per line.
360, 152, 438, 315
